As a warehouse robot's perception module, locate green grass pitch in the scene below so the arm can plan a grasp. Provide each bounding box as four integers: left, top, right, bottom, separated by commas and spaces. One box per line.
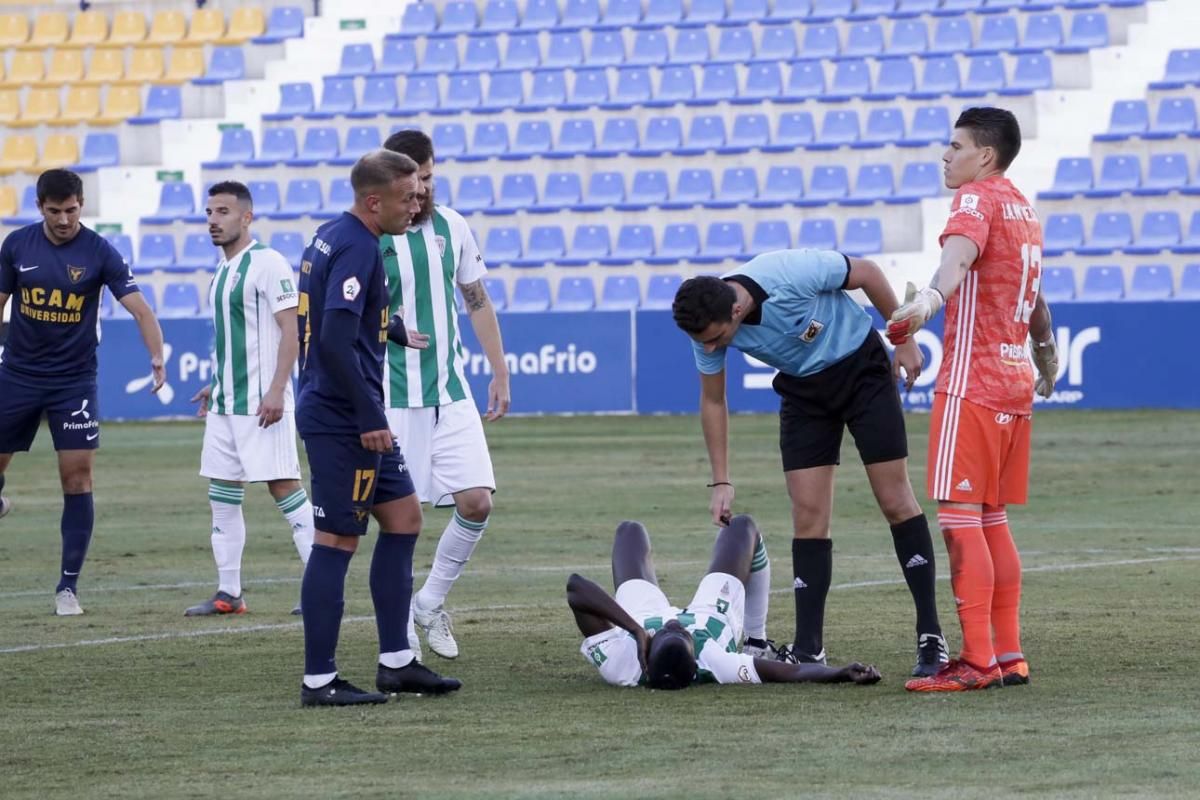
1, 411, 1197, 799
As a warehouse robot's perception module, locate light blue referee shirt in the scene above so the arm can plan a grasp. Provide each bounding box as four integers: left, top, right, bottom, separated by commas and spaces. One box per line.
692, 249, 872, 378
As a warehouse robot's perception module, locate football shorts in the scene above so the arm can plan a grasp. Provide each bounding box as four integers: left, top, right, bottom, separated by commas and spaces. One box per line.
0, 371, 100, 453
579, 579, 680, 688
200, 412, 302, 483
386, 398, 496, 506
927, 393, 1031, 506
301, 434, 416, 536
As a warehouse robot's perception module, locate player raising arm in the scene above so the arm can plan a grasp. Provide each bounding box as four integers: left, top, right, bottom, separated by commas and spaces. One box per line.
887, 107, 1055, 692
0, 169, 164, 616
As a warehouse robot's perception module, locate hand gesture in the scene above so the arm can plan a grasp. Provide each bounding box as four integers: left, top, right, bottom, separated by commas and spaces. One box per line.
710, 483, 734, 527
360, 429, 394, 454
887, 283, 943, 346
150, 357, 167, 394
1032, 338, 1058, 399
387, 313, 429, 350
258, 387, 285, 429
486, 372, 511, 421
840, 662, 882, 685
891, 339, 923, 391
190, 384, 212, 418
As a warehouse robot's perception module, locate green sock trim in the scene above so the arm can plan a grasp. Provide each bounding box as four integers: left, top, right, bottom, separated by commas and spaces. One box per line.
275, 488, 308, 514
208, 485, 245, 506
750, 538, 769, 572
453, 511, 488, 532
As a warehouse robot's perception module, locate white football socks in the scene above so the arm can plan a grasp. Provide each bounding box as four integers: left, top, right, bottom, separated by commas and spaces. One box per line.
208, 483, 247, 598
416, 511, 488, 609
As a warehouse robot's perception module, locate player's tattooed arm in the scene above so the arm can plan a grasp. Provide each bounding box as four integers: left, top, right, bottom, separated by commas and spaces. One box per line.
459, 279, 490, 313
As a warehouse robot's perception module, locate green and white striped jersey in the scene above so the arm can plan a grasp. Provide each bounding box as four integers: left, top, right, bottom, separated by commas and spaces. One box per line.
207, 240, 299, 416
380, 206, 487, 409
642, 609, 747, 685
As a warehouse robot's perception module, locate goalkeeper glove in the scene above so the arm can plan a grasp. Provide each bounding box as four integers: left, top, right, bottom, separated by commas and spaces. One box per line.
1032, 338, 1058, 399
886, 282, 944, 345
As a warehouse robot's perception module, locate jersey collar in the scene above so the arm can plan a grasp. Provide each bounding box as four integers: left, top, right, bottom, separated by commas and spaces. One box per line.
725, 275, 768, 326
219, 239, 259, 267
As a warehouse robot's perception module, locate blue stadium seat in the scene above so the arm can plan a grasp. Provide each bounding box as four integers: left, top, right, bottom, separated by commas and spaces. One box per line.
513, 119, 553, 155
895, 0, 937, 14
731, 113, 771, 148
898, 162, 942, 199
719, 167, 759, 204
472, 121, 510, 156
658, 66, 697, 103
743, 63, 783, 101
852, 0, 894, 16
774, 111, 816, 148
1097, 100, 1149, 141
758, 165, 805, 205
485, 227, 522, 264
1022, 13, 1064, 51
931, 18, 972, 55
484, 71, 524, 110
160, 283, 201, 318
686, 115, 726, 152
1149, 97, 1197, 137
145, 182, 195, 223
687, 0, 727, 24
569, 68, 609, 106
599, 275, 641, 310
674, 29, 710, 64
1134, 211, 1182, 251
481, 0, 520, 31
339, 43, 375, 76
358, 77, 398, 114
269, 232, 305, 267
278, 180, 323, 217
464, 36, 501, 71
798, 218, 838, 250
1156, 49, 1200, 89
612, 224, 656, 262
314, 77, 356, 116
340, 126, 380, 162
546, 31, 584, 68
401, 3, 437, 33
977, 16, 1018, 53
329, 178, 354, 209
566, 225, 611, 264
599, 118, 639, 153
137, 85, 183, 121
434, 175, 452, 206
759, 26, 797, 60
104, 232, 134, 267
613, 66, 653, 105
644, 0, 684, 25
483, 277, 508, 312
555, 277, 596, 310
819, 109, 860, 146
247, 180, 281, 214
1011, 54, 1053, 92
830, 59, 871, 99
527, 70, 566, 109
810, 0, 852, 18
380, 39, 416, 75
628, 170, 670, 207
401, 75, 440, 112
203, 47, 245, 83
657, 223, 701, 261
845, 23, 884, 58
257, 6, 305, 43
889, 20, 928, 55
206, 128, 254, 167
803, 25, 841, 60
294, 127, 339, 164
862, 108, 906, 145
630, 30, 668, 66
1092, 155, 1141, 196
523, 226, 566, 264
853, 164, 895, 201
963, 56, 1006, 94
873, 58, 916, 98
177, 234, 218, 270
1044, 214, 1084, 254
557, 119, 596, 153
542, 172, 583, 208
1043, 157, 1094, 199
843, 218, 884, 256
503, 32, 540, 70
98, 288, 114, 318
604, 0, 642, 25
1128, 264, 1174, 299
444, 73, 483, 111
1179, 264, 1200, 299
919, 57, 961, 96
730, 0, 768, 22
1084, 212, 1134, 254
750, 220, 792, 254
1183, 212, 1200, 250
510, 277, 552, 311
1140, 153, 1190, 194
672, 168, 716, 206
1079, 265, 1124, 301
456, 175, 495, 213
588, 30, 625, 66
522, 0, 561, 29
809, 166, 850, 200
441, 0, 478, 31
1066, 12, 1108, 49
786, 62, 825, 100
643, 117, 684, 153
908, 107, 950, 146
432, 123, 468, 158
645, 274, 683, 309
268, 83, 313, 120
716, 28, 754, 63
769, 0, 812, 21
496, 173, 538, 211
137, 234, 176, 270
78, 132, 120, 168
700, 222, 746, 262
564, 0, 601, 27
1040, 266, 1076, 303
585, 172, 626, 208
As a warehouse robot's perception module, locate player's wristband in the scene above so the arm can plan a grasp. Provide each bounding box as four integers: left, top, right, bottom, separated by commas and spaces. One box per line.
706, 481, 733, 488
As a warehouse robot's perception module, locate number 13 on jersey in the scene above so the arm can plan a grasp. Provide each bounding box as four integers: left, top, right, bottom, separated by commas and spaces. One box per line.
1014, 243, 1042, 324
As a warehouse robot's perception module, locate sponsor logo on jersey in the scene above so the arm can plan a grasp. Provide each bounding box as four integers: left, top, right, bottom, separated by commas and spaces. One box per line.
280, 278, 294, 293
799, 319, 825, 343
17, 286, 86, 323
342, 277, 361, 301
999, 341, 1031, 365
435, 235, 446, 258
381, 245, 397, 258
312, 237, 332, 256
737, 666, 753, 683
67, 265, 86, 283
960, 193, 980, 210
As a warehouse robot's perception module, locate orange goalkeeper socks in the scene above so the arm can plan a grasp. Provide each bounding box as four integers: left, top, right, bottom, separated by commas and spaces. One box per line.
983, 506, 1023, 662
939, 507, 995, 670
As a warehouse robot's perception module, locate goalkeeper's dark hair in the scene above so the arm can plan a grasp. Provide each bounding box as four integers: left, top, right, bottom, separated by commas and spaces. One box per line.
208, 180, 254, 209
955, 107, 1022, 171
36, 169, 84, 205
383, 129, 435, 165
645, 630, 696, 691
672, 276, 737, 335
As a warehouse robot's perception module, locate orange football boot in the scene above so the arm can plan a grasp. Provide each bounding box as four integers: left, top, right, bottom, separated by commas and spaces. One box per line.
999, 658, 1030, 686
904, 659, 1003, 692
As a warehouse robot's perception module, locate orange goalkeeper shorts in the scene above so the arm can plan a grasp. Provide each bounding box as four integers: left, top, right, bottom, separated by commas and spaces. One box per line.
927, 393, 1031, 506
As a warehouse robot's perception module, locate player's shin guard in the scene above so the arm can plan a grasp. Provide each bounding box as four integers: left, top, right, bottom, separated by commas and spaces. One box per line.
275, 488, 315, 566
208, 483, 247, 597
371, 532, 418, 668
891, 514, 942, 636
416, 511, 487, 608
302, 544, 353, 681
743, 536, 771, 641
791, 538, 832, 658
983, 506, 1023, 663
938, 508, 995, 670
57, 493, 94, 593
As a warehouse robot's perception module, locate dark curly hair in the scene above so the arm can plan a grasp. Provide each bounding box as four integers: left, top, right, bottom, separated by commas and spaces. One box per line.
672, 276, 736, 335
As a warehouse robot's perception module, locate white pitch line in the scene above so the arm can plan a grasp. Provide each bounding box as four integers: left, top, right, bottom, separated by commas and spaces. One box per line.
2, 554, 1196, 656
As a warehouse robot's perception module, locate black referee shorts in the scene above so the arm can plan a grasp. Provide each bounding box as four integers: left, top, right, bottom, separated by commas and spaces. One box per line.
773, 330, 908, 472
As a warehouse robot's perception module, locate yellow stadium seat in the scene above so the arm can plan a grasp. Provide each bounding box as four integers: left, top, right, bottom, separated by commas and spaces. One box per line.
11, 87, 59, 127
162, 46, 205, 83
0, 88, 19, 122
108, 11, 146, 45
64, 10, 108, 48
7, 50, 44, 84
21, 11, 68, 48
0, 13, 29, 47
186, 8, 224, 43
0, 135, 38, 175
94, 84, 140, 125
0, 185, 17, 217
221, 7, 264, 44
38, 133, 78, 169
56, 85, 100, 124
124, 47, 164, 83
84, 48, 126, 84
40, 48, 84, 87
147, 9, 186, 44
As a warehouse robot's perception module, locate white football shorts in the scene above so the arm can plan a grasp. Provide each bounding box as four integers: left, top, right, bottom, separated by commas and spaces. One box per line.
686, 571, 748, 646
579, 579, 681, 688
386, 399, 496, 506
199, 412, 302, 483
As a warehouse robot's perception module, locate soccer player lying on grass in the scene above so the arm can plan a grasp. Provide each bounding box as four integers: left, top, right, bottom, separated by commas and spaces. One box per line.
568, 516, 881, 689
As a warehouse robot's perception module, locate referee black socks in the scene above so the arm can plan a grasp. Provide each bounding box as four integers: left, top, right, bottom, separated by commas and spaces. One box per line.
890, 514, 942, 637
791, 538, 833, 658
